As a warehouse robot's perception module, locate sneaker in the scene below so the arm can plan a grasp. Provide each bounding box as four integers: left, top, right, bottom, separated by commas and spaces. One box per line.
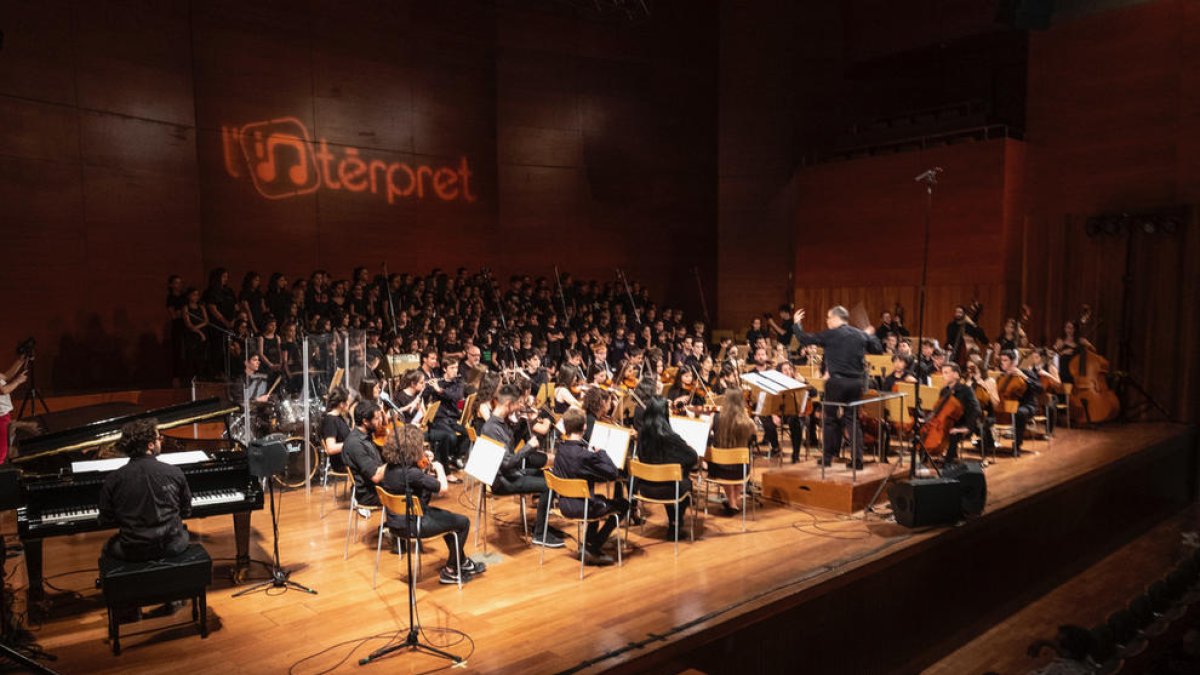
356, 507, 372, 518
547, 526, 568, 539
532, 532, 566, 548
439, 565, 472, 585
460, 558, 487, 576
583, 548, 615, 566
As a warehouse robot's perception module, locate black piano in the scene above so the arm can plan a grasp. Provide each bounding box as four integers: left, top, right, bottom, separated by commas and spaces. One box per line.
12, 398, 264, 607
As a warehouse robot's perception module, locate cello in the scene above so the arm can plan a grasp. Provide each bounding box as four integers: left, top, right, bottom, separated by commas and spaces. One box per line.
921, 390, 965, 456
1067, 306, 1120, 425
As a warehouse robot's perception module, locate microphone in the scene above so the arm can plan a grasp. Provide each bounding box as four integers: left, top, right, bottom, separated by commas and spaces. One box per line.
914, 167, 943, 183
378, 391, 401, 412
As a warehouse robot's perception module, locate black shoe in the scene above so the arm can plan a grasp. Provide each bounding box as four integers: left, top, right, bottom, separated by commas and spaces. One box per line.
547, 526, 568, 539
816, 458, 834, 467
439, 565, 473, 585
460, 558, 487, 576
583, 548, 615, 566
533, 533, 565, 548
721, 504, 740, 517
850, 460, 864, 470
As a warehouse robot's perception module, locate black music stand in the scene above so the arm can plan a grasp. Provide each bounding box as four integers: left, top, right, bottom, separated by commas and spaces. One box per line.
359, 421, 462, 668
233, 436, 317, 597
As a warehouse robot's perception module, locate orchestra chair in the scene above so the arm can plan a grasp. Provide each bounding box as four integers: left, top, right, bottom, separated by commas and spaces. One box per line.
701, 447, 753, 531
372, 487, 462, 591
994, 400, 1020, 456
626, 459, 695, 557
320, 452, 352, 519
539, 471, 623, 579
344, 466, 380, 559
1056, 383, 1073, 430
98, 543, 212, 655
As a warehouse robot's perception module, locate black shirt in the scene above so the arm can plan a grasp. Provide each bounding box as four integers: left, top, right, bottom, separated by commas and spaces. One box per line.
791, 323, 883, 379
551, 438, 619, 517
342, 428, 382, 506
320, 413, 351, 471
938, 382, 981, 432
98, 455, 192, 559
379, 463, 441, 530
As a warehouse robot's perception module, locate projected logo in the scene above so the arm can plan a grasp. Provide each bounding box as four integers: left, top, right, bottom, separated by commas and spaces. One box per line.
221, 117, 477, 205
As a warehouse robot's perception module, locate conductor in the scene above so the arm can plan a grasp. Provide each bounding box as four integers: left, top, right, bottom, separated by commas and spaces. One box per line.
792, 306, 883, 469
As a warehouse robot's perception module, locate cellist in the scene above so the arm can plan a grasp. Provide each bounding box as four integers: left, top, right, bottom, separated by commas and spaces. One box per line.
935, 363, 980, 465
998, 349, 1042, 457
1028, 348, 1061, 435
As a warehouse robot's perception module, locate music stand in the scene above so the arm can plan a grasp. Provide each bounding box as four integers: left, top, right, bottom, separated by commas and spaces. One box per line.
233, 435, 318, 597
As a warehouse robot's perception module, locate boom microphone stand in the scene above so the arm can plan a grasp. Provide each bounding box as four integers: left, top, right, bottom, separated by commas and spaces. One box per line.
910, 167, 943, 479
360, 420, 462, 667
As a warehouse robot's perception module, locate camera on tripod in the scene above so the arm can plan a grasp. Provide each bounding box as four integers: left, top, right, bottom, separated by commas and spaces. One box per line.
16, 338, 35, 360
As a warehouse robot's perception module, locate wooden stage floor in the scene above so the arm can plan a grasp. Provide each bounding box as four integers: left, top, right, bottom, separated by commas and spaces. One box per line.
2, 423, 1193, 674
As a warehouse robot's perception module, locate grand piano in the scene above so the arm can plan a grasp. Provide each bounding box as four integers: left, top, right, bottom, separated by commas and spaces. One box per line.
11, 398, 264, 608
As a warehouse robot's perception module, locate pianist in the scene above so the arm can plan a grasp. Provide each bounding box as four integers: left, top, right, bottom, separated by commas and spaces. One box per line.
98, 418, 193, 561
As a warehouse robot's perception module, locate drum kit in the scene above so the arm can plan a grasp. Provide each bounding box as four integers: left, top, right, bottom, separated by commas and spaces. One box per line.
226, 394, 323, 488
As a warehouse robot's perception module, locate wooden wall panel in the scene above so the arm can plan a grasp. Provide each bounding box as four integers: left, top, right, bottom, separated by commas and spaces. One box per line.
0, 0, 717, 393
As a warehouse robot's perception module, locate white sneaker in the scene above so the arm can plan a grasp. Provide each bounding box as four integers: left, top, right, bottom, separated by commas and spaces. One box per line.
356, 507, 371, 518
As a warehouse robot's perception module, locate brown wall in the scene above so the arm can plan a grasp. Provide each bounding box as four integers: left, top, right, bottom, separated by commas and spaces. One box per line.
1022, 0, 1200, 422
0, 0, 717, 393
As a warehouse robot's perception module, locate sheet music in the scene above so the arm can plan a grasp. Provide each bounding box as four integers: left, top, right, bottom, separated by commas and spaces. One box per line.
588, 421, 632, 469
669, 415, 712, 455
754, 391, 768, 415
758, 369, 806, 391
72, 450, 211, 474
741, 371, 788, 395
464, 435, 507, 486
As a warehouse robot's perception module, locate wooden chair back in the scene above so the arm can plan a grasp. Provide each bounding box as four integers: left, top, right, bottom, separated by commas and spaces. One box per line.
629, 459, 682, 483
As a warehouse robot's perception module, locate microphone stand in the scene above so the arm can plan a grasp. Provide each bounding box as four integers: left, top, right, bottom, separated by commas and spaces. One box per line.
360, 418, 462, 667
910, 169, 941, 479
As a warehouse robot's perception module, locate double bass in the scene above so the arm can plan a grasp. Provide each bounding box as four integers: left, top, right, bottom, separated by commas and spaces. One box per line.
1067, 306, 1120, 425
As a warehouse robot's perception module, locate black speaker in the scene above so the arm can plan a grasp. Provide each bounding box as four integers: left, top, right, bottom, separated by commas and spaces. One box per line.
996, 0, 1055, 30
248, 434, 289, 478
942, 461, 987, 516
888, 478, 962, 527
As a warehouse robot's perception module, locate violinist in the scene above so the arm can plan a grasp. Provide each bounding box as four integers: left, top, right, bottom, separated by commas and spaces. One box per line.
712, 362, 740, 396
481, 384, 560, 548
379, 425, 486, 584
998, 349, 1042, 457
553, 364, 584, 414
587, 362, 612, 389
666, 368, 704, 413
696, 354, 716, 393
935, 364, 981, 464
617, 362, 640, 391
582, 387, 612, 441
710, 389, 755, 513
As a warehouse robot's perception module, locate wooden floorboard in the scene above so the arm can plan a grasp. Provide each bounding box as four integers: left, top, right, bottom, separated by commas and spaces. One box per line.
2, 423, 1190, 674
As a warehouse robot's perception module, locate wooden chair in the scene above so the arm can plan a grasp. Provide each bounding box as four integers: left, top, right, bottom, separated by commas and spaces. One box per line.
373, 487, 462, 590
343, 466, 380, 559
1056, 383, 1073, 430
995, 400, 1020, 457
701, 447, 753, 531
540, 471, 623, 579
626, 459, 695, 556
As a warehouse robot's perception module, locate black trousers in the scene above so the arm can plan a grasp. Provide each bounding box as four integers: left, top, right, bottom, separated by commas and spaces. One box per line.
493, 474, 551, 538
1014, 404, 1037, 453
761, 415, 805, 460
822, 377, 865, 462
388, 507, 470, 570
637, 481, 691, 533
103, 527, 190, 563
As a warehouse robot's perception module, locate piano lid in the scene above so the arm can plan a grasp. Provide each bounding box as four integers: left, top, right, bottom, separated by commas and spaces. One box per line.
13, 398, 239, 463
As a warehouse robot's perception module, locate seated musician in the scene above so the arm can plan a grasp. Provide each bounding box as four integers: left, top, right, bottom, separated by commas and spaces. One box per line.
710, 389, 755, 513
936, 364, 981, 464
775, 360, 810, 464
665, 368, 704, 414
391, 370, 427, 424
98, 419, 191, 562
999, 350, 1043, 457
1028, 348, 1062, 436
966, 359, 998, 459
552, 365, 584, 414
882, 354, 917, 391
634, 397, 697, 538
321, 387, 351, 472
379, 425, 486, 584
550, 409, 628, 566
343, 402, 386, 510
426, 357, 469, 478
480, 384, 561, 548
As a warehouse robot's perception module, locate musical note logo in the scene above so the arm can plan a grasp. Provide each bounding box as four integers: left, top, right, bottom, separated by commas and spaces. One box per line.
235, 117, 320, 199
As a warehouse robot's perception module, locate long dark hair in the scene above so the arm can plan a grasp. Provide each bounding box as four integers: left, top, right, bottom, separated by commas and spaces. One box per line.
636, 397, 683, 462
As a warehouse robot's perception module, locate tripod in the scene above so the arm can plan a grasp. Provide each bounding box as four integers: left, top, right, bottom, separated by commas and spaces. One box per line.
1, 539, 58, 674
233, 468, 317, 597
16, 355, 48, 420
360, 424, 462, 667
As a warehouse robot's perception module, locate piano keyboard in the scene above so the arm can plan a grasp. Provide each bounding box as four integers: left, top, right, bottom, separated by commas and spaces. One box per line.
39, 489, 247, 526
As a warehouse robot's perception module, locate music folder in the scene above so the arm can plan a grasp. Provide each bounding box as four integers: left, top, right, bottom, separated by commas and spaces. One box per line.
464, 435, 507, 486
588, 421, 633, 469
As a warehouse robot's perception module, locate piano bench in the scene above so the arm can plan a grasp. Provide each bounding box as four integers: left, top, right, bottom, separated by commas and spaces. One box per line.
97, 543, 212, 655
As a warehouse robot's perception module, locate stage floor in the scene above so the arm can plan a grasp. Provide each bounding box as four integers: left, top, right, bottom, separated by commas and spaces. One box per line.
2, 423, 1192, 674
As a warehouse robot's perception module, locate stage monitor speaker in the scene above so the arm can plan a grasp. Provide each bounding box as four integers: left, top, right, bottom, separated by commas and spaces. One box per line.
248, 434, 289, 478
996, 0, 1055, 30
888, 478, 962, 528
0, 468, 19, 511
941, 461, 988, 516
